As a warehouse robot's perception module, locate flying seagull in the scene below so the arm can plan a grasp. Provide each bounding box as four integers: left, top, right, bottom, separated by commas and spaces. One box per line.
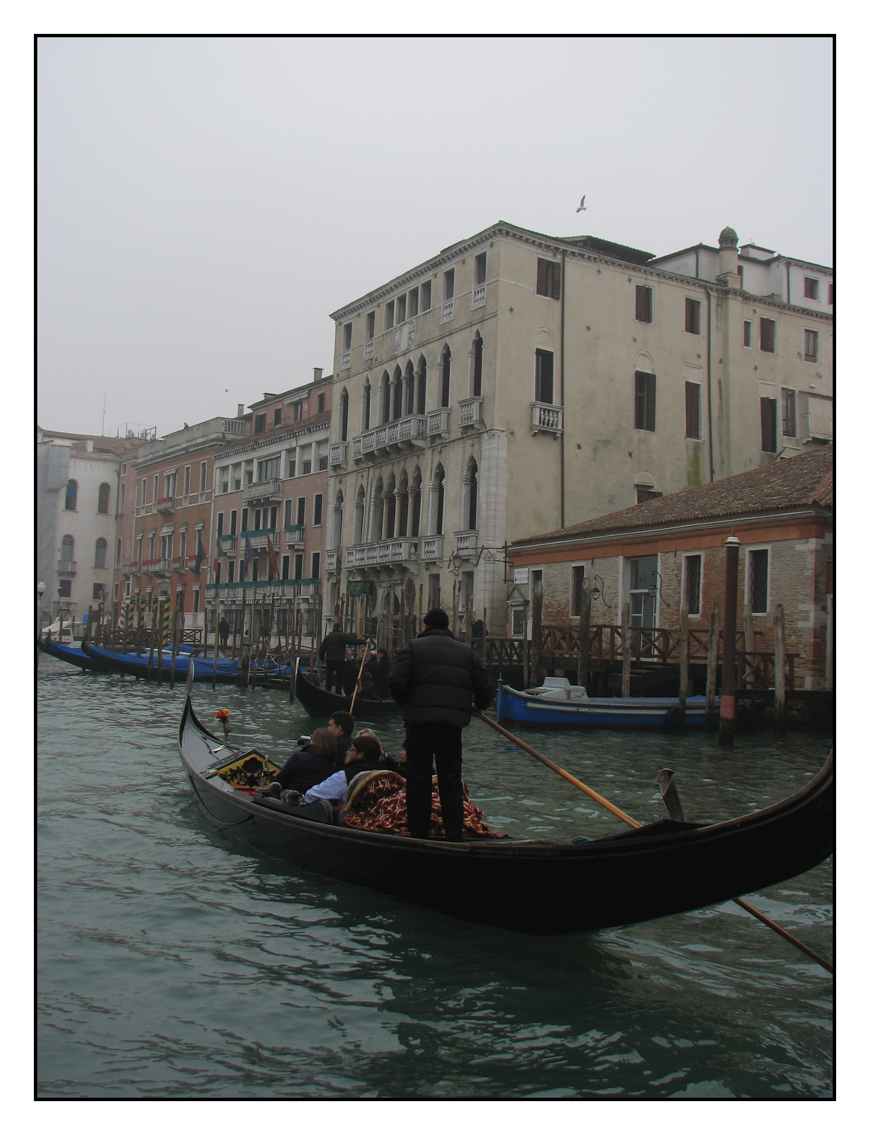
576, 196, 586, 212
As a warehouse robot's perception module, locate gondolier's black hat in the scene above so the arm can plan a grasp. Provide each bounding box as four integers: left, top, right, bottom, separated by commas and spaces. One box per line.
423, 608, 449, 628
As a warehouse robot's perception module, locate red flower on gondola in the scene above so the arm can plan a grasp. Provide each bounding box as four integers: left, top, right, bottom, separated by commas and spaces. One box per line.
216, 708, 230, 721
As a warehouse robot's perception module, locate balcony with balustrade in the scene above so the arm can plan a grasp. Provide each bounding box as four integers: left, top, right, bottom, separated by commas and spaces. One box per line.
345, 538, 421, 570
341, 348, 352, 370
325, 550, 338, 574
218, 534, 237, 552
452, 530, 479, 560
284, 525, 306, 549
472, 283, 486, 309
441, 300, 454, 324
57, 559, 77, 575
155, 497, 175, 514
421, 536, 444, 562
458, 397, 484, 430
330, 442, 347, 468
531, 402, 564, 436
244, 478, 282, 504
121, 561, 138, 577
426, 409, 450, 439
246, 528, 278, 551
351, 415, 427, 461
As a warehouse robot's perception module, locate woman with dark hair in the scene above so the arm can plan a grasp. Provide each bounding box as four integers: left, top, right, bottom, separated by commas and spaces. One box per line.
268, 727, 339, 797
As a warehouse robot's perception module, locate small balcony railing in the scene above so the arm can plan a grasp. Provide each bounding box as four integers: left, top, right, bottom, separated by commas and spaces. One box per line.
284, 525, 305, 548
57, 559, 77, 575
330, 442, 347, 467
325, 550, 338, 573
426, 409, 449, 438
351, 415, 427, 460
244, 478, 282, 504
345, 538, 420, 569
156, 497, 175, 514
218, 534, 236, 552
341, 348, 352, 370
472, 283, 486, 308
246, 528, 277, 550
121, 561, 138, 576
531, 402, 564, 436
441, 300, 454, 323
222, 418, 248, 436
421, 536, 443, 561
458, 397, 484, 428
171, 557, 185, 573
364, 339, 374, 360
453, 530, 479, 559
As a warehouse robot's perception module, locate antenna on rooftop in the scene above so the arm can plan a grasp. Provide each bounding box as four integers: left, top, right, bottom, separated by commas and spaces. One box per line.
101, 391, 107, 436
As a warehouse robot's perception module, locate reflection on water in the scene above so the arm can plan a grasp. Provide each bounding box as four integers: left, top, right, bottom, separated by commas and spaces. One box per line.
37, 659, 833, 1098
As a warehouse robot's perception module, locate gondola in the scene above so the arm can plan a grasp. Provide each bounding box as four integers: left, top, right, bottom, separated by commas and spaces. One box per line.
39, 635, 117, 672
82, 639, 240, 683
293, 666, 401, 719
178, 682, 833, 936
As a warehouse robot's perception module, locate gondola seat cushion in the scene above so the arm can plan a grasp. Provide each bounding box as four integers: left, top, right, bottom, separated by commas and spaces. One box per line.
341, 770, 504, 838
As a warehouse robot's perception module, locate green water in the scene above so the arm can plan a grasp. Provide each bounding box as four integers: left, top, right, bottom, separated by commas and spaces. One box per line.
36, 658, 833, 1098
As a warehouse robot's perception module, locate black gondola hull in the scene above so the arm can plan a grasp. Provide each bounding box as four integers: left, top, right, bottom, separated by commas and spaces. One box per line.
179, 693, 833, 936
293, 668, 401, 719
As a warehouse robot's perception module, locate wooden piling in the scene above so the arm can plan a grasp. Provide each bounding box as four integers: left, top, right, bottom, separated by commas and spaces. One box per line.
577, 578, 591, 688
678, 604, 689, 732
719, 534, 740, 747
705, 602, 720, 732
774, 603, 786, 736
531, 579, 543, 687
621, 602, 631, 698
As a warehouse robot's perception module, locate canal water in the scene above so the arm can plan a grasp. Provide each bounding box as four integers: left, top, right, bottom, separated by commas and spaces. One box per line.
36, 656, 833, 1099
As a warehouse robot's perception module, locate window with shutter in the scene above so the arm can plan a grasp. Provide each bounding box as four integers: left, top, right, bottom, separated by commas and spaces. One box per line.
536, 258, 561, 300
760, 397, 777, 452
635, 286, 653, 323
760, 318, 776, 353
685, 381, 701, 439
635, 372, 656, 431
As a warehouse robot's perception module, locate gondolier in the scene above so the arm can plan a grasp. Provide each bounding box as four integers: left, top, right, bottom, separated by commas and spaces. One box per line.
389, 608, 493, 841
319, 623, 364, 692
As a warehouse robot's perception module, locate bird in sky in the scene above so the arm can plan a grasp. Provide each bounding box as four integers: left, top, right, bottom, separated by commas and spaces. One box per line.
576, 196, 586, 212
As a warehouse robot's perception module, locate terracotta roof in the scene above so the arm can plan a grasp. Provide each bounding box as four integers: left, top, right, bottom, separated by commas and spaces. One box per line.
513, 446, 833, 547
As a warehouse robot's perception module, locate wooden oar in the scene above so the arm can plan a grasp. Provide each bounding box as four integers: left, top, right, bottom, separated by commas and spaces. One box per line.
472, 709, 833, 975
348, 639, 372, 715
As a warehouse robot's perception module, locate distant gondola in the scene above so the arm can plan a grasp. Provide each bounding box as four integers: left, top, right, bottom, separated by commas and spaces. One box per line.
81, 639, 240, 683
39, 636, 117, 672
178, 682, 833, 937
293, 666, 401, 719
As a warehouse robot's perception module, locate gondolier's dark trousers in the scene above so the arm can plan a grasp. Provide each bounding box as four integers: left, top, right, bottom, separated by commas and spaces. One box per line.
404, 722, 464, 841
324, 660, 342, 692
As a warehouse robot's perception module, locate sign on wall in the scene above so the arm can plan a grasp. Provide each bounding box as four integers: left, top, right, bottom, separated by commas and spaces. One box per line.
513, 567, 529, 584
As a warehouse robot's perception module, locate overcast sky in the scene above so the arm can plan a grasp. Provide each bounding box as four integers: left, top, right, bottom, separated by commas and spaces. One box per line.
36, 35, 833, 440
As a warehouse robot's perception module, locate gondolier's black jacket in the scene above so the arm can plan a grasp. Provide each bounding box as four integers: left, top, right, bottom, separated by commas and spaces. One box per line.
319, 630, 364, 663
388, 628, 492, 728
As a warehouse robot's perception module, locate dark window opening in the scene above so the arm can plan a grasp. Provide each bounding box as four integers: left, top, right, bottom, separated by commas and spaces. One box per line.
635, 285, 653, 323
760, 397, 777, 452
635, 371, 656, 431
685, 298, 701, 334
684, 555, 701, 615
781, 388, 797, 438
748, 549, 769, 613
570, 565, 585, 617
536, 258, 561, 300
535, 349, 555, 404
254, 414, 266, 434
760, 318, 776, 353
636, 487, 662, 503
685, 381, 701, 440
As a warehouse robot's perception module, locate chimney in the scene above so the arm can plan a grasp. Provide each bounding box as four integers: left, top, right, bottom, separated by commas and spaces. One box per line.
313, 367, 323, 383
717, 226, 741, 288
237, 403, 245, 418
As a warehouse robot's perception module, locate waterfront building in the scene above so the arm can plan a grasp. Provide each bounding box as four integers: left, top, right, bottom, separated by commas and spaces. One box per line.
508, 444, 833, 692
36, 428, 135, 630
325, 221, 832, 637
210, 370, 332, 643
112, 412, 250, 637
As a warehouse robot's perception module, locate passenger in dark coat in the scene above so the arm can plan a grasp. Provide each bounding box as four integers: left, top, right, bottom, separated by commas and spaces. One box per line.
319, 623, 364, 691
388, 609, 493, 841
342, 650, 360, 697
269, 727, 339, 795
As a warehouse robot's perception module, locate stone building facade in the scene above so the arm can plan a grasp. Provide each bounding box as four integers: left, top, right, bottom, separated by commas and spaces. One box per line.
210, 370, 332, 639
325, 221, 833, 636
507, 445, 833, 691
37, 429, 134, 629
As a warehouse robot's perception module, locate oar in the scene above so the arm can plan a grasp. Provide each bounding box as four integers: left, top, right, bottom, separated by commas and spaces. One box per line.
348, 639, 372, 715
472, 709, 833, 975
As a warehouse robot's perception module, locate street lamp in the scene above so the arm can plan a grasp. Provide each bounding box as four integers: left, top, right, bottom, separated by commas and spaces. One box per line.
590, 574, 611, 609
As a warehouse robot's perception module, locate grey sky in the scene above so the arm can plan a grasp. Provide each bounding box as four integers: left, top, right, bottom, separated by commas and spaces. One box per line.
36, 35, 833, 440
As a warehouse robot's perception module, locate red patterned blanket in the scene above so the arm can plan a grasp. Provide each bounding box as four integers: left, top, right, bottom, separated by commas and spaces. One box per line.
341, 770, 505, 838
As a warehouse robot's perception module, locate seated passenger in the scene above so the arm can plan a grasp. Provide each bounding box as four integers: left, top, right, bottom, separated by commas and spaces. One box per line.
302, 734, 383, 808
327, 710, 355, 760
357, 671, 380, 700
268, 727, 338, 797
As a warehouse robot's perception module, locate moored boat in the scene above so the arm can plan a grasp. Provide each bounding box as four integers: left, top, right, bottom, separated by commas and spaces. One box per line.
293, 666, 401, 719
497, 678, 719, 729
178, 683, 832, 936
82, 640, 240, 682
39, 635, 117, 672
